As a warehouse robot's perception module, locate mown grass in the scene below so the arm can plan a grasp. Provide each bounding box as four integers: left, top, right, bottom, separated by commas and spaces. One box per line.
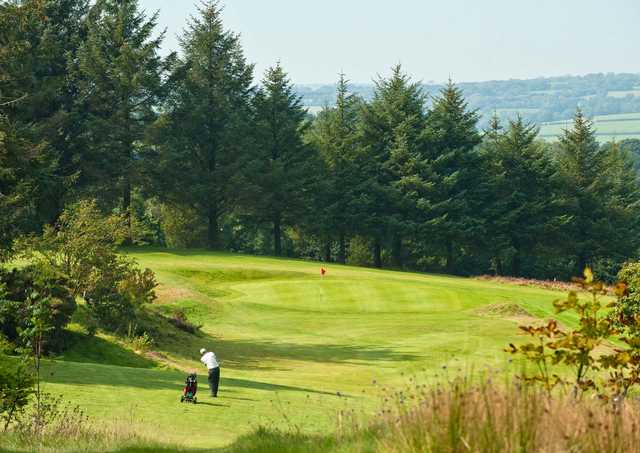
3, 248, 584, 450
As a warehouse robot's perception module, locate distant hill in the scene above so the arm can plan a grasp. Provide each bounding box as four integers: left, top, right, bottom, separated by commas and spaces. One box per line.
296, 73, 640, 128
539, 112, 640, 143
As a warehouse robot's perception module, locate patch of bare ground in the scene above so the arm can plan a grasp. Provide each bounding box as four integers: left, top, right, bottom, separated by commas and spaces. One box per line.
144, 350, 196, 373
476, 275, 613, 293
155, 284, 203, 304
474, 302, 538, 323
475, 303, 617, 355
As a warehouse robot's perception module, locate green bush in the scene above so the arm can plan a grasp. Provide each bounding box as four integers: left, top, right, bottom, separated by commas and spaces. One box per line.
347, 236, 372, 266
0, 354, 34, 432
613, 261, 640, 326
0, 266, 76, 352
160, 203, 206, 249
18, 200, 157, 332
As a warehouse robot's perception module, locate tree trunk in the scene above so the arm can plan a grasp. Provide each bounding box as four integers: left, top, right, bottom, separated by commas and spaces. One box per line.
122, 99, 133, 245
273, 213, 282, 256
122, 178, 132, 245
338, 232, 346, 264
512, 250, 521, 277
207, 201, 218, 250
392, 235, 403, 268
446, 239, 454, 274
512, 238, 521, 276
373, 239, 382, 269
323, 241, 331, 262
577, 252, 587, 276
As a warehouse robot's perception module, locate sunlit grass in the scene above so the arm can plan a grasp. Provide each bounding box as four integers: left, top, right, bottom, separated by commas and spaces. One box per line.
8, 248, 582, 449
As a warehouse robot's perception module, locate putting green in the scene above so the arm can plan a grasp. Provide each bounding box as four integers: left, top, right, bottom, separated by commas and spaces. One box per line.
39, 250, 570, 449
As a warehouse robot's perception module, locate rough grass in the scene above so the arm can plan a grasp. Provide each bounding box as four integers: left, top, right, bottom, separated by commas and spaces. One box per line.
224, 379, 640, 453
373, 379, 640, 452
11, 248, 586, 450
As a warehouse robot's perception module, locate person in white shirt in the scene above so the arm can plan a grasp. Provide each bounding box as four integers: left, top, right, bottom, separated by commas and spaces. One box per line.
200, 348, 220, 397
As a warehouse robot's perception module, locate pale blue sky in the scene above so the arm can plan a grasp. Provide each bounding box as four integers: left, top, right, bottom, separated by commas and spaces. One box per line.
140, 0, 640, 84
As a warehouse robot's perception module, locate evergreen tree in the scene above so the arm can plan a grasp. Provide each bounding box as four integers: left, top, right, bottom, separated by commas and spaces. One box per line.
557, 109, 616, 273
484, 116, 559, 276
424, 80, 483, 273
358, 65, 428, 268
252, 63, 313, 256
0, 0, 89, 221
149, 0, 254, 249
306, 74, 361, 263
77, 0, 167, 241
0, 116, 56, 258
597, 141, 640, 275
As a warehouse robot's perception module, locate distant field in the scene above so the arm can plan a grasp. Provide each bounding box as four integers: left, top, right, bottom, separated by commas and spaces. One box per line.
26, 250, 576, 450
608, 90, 640, 98
539, 112, 640, 142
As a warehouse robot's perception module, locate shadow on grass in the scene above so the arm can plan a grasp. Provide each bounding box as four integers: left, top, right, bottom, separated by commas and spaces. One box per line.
195, 401, 230, 408
167, 335, 419, 372
42, 361, 339, 396
59, 330, 155, 369
214, 426, 377, 453
141, 307, 419, 372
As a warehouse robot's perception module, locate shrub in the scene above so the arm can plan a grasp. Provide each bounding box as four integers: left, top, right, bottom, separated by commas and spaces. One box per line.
167, 310, 201, 335
0, 354, 34, 432
0, 266, 76, 352
13, 393, 88, 441
130, 190, 164, 246
347, 236, 372, 266
160, 203, 206, 249
507, 267, 640, 402
83, 258, 157, 331
19, 200, 157, 332
612, 261, 640, 325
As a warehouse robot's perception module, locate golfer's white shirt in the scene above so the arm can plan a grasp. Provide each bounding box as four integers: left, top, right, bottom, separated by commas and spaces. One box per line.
201, 352, 219, 370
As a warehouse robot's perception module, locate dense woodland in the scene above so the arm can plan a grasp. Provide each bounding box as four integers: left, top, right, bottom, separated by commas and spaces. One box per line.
2, 0, 640, 281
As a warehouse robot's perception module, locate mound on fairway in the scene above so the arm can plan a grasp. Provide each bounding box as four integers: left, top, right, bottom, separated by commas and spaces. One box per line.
37, 250, 574, 450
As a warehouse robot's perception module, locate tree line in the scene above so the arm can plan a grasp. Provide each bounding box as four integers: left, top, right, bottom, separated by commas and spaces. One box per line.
2, 0, 639, 281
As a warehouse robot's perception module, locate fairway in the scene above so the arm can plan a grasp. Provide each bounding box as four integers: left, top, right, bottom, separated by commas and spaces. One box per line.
40, 250, 569, 449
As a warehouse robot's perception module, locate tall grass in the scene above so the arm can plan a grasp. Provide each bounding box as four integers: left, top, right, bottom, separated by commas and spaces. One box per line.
0, 417, 187, 453
374, 378, 640, 453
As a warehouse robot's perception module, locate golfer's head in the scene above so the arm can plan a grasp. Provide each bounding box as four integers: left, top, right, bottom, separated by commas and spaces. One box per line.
199, 348, 206, 355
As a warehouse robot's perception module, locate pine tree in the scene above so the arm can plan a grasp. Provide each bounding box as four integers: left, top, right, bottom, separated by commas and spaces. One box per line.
424, 80, 483, 273
596, 141, 640, 274
77, 0, 167, 241
557, 109, 613, 273
0, 116, 56, 258
252, 63, 312, 256
307, 74, 361, 263
357, 65, 428, 268
148, 0, 254, 249
0, 0, 89, 221
484, 116, 559, 276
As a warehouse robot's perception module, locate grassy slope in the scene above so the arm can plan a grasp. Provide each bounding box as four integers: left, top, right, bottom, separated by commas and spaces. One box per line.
539, 112, 640, 142
36, 250, 572, 450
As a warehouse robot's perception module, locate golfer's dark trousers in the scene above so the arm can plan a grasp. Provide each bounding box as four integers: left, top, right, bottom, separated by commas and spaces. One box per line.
208, 367, 220, 396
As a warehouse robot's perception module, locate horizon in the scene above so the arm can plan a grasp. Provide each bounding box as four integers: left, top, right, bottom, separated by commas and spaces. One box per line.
293, 71, 640, 87
141, 0, 640, 85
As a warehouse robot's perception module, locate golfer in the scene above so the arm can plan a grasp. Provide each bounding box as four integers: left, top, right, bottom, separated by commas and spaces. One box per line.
199, 348, 220, 397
